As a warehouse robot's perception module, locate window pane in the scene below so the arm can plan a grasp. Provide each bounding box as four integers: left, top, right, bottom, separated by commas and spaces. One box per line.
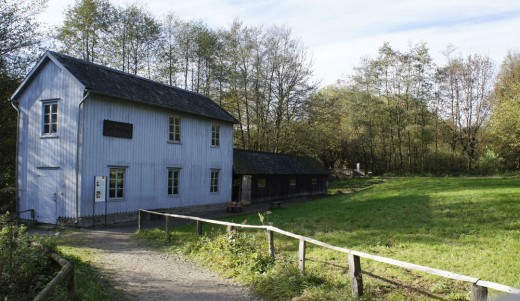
116, 189, 123, 198
109, 189, 115, 198
51, 124, 57, 133
51, 104, 57, 113
43, 124, 49, 134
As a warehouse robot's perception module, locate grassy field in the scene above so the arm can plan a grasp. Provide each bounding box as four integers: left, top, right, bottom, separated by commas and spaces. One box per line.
138, 176, 520, 300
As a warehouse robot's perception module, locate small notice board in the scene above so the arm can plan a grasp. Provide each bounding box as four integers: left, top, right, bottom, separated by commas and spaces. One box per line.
94, 176, 106, 202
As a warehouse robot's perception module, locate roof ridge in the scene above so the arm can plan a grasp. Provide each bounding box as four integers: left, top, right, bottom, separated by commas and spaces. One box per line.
47, 50, 212, 100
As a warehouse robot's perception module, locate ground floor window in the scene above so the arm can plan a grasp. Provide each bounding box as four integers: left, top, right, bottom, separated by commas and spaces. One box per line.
210, 169, 219, 193
109, 168, 125, 199
168, 169, 180, 196
289, 178, 296, 186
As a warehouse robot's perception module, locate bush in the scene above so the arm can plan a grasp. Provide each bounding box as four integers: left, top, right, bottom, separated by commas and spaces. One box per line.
185, 231, 274, 279
0, 214, 56, 300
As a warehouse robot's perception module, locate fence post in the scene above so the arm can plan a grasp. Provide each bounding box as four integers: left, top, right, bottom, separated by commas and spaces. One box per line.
196, 221, 203, 235
267, 230, 275, 259
138, 210, 143, 231
471, 284, 488, 301
298, 239, 306, 274
165, 216, 170, 239
227, 225, 235, 238
67, 265, 76, 300
349, 253, 363, 297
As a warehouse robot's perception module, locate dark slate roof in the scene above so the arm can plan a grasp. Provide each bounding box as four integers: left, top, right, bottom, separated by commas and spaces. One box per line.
48, 51, 238, 123
233, 149, 329, 175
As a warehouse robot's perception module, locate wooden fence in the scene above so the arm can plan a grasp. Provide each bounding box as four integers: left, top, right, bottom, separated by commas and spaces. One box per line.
138, 209, 520, 301
33, 252, 76, 301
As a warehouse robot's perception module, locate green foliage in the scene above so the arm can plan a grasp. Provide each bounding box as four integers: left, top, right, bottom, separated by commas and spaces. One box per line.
139, 177, 520, 300
184, 231, 274, 278
490, 51, 520, 170
0, 215, 56, 300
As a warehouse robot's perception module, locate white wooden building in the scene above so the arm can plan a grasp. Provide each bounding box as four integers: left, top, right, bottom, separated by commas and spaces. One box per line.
10, 51, 237, 224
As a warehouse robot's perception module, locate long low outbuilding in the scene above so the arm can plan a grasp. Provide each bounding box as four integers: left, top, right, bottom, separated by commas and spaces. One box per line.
232, 149, 330, 204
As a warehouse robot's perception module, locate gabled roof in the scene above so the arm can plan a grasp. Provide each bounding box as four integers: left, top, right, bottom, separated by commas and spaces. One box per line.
12, 51, 238, 124
233, 149, 330, 175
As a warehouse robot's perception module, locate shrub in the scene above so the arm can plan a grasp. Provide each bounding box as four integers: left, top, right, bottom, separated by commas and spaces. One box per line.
0, 214, 55, 300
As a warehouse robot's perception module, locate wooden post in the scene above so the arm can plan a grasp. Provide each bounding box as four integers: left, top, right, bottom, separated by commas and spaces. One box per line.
227, 225, 235, 234
349, 254, 363, 297
165, 216, 170, 239
267, 230, 275, 259
298, 239, 306, 274
67, 266, 76, 300
138, 210, 143, 231
196, 221, 203, 235
471, 284, 488, 301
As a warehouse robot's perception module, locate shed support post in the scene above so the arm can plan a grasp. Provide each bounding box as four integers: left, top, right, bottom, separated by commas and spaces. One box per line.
349, 254, 363, 297
138, 210, 143, 231
196, 221, 203, 235
471, 284, 488, 301
267, 230, 275, 259
298, 239, 306, 274
165, 216, 170, 239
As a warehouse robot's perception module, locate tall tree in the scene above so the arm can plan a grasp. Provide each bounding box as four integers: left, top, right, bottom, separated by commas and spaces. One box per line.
0, 0, 47, 77
436, 50, 495, 171
490, 51, 520, 169
56, 0, 114, 63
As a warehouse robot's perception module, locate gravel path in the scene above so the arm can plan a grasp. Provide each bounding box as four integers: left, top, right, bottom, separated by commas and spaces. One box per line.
65, 229, 258, 301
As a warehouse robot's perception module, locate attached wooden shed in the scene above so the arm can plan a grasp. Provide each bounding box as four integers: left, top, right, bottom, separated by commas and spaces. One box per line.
232, 149, 329, 204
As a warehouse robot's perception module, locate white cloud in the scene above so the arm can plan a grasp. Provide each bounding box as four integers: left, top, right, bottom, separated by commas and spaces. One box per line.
37, 0, 520, 87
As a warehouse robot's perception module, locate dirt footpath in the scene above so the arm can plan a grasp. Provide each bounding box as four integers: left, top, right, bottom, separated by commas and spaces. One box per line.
66, 229, 259, 301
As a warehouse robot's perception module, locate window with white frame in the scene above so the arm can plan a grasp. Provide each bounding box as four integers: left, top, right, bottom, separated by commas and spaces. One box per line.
42, 101, 58, 135
168, 168, 180, 196
211, 125, 220, 146
210, 169, 219, 193
169, 116, 181, 142
109, 168, 125, 199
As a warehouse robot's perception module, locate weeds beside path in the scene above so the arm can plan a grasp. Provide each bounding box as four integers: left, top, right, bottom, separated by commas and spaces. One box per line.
59, 228, 258, 301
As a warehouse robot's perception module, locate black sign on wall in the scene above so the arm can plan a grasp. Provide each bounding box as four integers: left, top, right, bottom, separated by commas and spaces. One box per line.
103, 120, 133, 139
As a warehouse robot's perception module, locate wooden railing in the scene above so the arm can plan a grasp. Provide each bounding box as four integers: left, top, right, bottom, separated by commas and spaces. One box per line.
33, 252, 76, 301
138, 209, 520, 301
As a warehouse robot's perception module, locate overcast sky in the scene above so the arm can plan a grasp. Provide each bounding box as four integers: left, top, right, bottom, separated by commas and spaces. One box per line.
37, 0, 520, 87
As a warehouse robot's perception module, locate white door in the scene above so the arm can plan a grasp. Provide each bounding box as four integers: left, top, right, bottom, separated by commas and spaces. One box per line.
37, 170, 60, 224
240, 175, 252, 205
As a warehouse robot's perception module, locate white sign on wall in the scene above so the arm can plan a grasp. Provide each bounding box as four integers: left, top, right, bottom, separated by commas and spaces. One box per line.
94, 176, 106, 203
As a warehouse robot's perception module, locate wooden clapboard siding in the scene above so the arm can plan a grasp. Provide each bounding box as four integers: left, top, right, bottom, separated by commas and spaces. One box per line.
16, 58, 85, 220
14, 51, 235, 222
80, 95, 233, 216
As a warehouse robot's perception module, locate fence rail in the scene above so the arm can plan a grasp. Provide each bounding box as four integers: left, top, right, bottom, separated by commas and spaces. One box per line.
138, 209, 520, 301
33, 252, 75, 301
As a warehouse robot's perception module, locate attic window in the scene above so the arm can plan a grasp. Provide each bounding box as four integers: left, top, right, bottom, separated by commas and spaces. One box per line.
169, 116, 181, 143
211, 125, 220, 146
42, 101, 58, 136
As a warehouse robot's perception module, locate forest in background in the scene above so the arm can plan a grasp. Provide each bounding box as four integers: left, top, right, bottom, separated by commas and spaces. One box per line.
1, 0, 520, 210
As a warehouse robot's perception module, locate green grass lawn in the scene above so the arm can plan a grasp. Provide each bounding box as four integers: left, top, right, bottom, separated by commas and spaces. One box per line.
138, 176, 520, 300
